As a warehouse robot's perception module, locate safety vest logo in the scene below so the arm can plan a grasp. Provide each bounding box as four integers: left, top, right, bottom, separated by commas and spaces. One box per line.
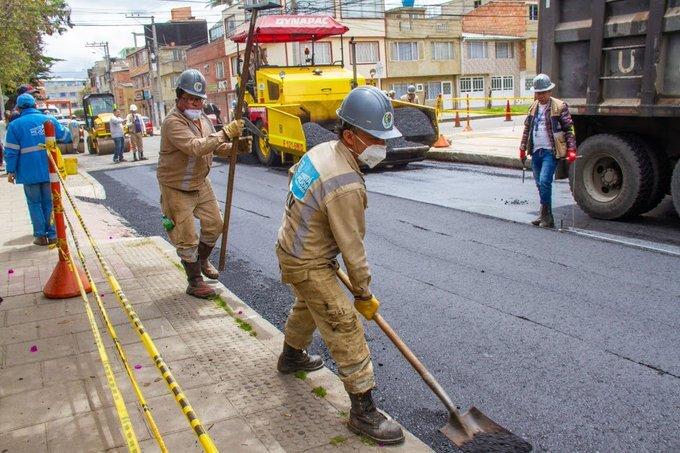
290, 155, 320, 201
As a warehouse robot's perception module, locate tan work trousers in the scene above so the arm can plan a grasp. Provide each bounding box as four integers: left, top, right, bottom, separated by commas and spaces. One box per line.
278, 247, 375, 394
129, 132, 144, 153
159, 181, 222, 262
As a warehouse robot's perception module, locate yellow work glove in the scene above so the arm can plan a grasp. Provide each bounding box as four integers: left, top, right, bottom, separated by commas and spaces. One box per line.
223, 119, 244, 139
354, 295, 380, 321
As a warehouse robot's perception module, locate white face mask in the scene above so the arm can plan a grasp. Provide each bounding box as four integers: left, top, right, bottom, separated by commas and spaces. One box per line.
354, 134, 387, 169
183, 109, 202, 120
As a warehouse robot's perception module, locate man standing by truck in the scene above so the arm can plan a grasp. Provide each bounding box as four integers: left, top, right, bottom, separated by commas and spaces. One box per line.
127, 104, 146, 161
275, 86, 405, 445
519, 74, 577, 227
157, 69, 245, 299
400, 85, 420, 104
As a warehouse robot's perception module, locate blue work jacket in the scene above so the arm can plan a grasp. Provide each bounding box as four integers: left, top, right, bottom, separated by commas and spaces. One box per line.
4, 108, 71, 184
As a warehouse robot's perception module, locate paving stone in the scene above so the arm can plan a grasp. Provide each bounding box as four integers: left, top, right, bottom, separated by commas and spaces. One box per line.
5, 301, 66, 326
138, 417, 269, 453
0, 362, 43, 397
45, 405, 150, 452
37, 313, 101, 339
106, 301, 163, 326
0, 423, 47, 452
0, 293, 37, 311
42, 349, 122, 384
75, 317, 177, 354
0, 321, 40, 346
4, 334, 77, 366
0, 380, 92, 432
144, 384, 238, 435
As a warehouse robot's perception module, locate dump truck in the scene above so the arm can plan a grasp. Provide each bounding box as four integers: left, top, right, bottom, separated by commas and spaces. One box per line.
538, 0, 680, 218
230, 15, 438, 167
82, 93, 130, 155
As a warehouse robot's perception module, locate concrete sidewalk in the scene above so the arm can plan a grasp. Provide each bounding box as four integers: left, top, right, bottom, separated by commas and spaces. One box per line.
0, 170, 431, 451
430, 116, 527, 169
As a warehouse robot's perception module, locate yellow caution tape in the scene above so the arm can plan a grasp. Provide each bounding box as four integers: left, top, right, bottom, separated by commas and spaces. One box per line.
46, 151, 219, 453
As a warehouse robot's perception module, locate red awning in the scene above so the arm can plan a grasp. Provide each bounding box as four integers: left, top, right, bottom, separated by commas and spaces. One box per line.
230, 15, 349, 43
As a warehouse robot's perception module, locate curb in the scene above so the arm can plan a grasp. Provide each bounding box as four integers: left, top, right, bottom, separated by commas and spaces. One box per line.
427, 148, 528, 170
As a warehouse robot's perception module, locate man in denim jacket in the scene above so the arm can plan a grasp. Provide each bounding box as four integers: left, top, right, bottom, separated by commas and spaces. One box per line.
519, 74, 577, 227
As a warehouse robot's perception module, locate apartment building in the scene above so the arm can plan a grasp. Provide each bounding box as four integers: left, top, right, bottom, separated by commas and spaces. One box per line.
42, 78, 88, 110
186, 31, 231, 118
383, 6, 462, 108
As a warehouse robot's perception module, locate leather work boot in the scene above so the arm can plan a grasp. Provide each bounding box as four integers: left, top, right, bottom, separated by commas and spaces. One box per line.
539, 203, 555, 228
531, 204, 543, 226
33, 236, 48, 246
277, 342, 324, 374
348, 390, 405, 445
181, 260, 216, 299
198, 242, 219, 279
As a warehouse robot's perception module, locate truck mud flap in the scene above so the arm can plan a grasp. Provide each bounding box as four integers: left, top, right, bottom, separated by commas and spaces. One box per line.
266, 107, 306, 157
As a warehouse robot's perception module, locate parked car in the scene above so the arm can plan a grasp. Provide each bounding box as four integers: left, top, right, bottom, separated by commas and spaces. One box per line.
141, 116, 153, 136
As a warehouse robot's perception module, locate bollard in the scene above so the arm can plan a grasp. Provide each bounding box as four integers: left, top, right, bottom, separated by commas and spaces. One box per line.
43, 120, 91, 299
454, 110, 461, 128
505, 99, 512, 122
463, 94, 473, 132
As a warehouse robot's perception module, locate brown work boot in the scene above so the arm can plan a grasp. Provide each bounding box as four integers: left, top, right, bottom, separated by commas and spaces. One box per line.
347, 390, 404, 444
181, 260, 216, 299
47, 237, 58, 245
539, 203, 555, 228
277, 342, 324, 374
32, 236, 48, 246
531, 204, 543, 226
348, 390, 404, 445
198, 242, 219, 280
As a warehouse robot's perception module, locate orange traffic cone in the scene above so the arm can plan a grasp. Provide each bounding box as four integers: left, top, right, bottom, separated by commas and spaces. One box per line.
42, 120, 92, 299
454, 111, 461, 128
433, 134, 451, 148
505, 100, 512, 122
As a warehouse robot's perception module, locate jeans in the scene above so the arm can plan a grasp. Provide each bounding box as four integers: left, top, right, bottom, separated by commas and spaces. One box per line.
23, 182, 56, 238
113, 136, 125, 162
531, 148, 557, 205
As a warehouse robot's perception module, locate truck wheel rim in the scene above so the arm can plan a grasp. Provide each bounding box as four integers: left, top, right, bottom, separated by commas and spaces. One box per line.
582, 154, 623, 203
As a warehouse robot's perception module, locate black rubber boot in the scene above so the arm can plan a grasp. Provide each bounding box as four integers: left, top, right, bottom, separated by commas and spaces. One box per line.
198, 242, 219, 279
348, 390, 405, 445
277, 342, 324, 374
539, 203, 555, 228
181, 260, 216, 299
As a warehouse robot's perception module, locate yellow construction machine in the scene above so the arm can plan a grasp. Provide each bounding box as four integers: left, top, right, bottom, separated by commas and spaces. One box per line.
82, 93, 130, 155
231, 15, 438, 167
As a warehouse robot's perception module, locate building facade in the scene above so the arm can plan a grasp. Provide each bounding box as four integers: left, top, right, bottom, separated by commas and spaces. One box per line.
41, 78, 88, 111
186, 38, 230, 120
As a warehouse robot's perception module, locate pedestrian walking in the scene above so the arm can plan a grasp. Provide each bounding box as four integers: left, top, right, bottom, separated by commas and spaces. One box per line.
68, 115, 81, 153
126, 104, 146, 161
519, 74, 577, 228
109, 109, 126, 163
4, 94, 71, 245
0, 111, 9, 170
157, 69, 247, 299
400, 84, 420, 104
275, 86, 405, 445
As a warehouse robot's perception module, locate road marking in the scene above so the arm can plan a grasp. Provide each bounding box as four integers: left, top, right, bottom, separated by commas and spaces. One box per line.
565, 227, 680, 257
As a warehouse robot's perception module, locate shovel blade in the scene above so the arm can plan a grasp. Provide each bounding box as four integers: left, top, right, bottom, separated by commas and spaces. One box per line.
439, 407, 531, 451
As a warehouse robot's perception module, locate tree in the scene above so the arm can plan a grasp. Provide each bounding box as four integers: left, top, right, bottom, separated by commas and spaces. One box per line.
0, 0, 72, 98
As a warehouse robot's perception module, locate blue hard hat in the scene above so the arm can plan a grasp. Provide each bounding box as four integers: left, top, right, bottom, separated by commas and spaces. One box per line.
337, 86, 402, 140
16, 93, 36, 109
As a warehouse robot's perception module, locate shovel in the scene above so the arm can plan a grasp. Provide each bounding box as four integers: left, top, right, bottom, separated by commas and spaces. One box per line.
336, 268, 531, 451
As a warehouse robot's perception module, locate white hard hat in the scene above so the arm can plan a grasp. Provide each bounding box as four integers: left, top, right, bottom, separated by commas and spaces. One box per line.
129, 104, 138, 111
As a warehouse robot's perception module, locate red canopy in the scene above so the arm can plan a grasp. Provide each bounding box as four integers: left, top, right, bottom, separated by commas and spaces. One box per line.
230, 15, 349, 43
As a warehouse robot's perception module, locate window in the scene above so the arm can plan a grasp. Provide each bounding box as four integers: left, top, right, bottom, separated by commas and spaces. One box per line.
342, 0, 383, 19
431, 42, 454, 60
466, 41, 487, 59
436, 23, 448, 31
491, 76, 502, 91
529, 4, 538, 21
172, 50, 184, 61
391, 42, 419, 61
461, 77, 484, 92
474, 0, 482, 7
351, 42, 379, 64
495, 42, 514, 59
525, 77, 535, 90
224, 15, 239, 36
425, 81, 442, 100
216, 61, 225, 79
473, 77, 484, 91
209, 22, 224, 41
391, 83, 409, 98
295, 42, 332, 65
503, 76, 513, 90
399, 21, 411, 31
296, 0, 334, 15
231, 55, 241, 76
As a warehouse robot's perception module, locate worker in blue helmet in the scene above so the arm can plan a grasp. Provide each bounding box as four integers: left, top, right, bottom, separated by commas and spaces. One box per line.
4, 93, 72, 246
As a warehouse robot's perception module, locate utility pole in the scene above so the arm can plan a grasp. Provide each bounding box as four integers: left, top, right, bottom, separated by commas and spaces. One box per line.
86, 42, 111, 93
126, 13, 164, 126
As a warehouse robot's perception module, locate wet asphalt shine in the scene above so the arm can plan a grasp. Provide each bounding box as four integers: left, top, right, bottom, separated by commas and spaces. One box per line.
88, 149, 680, 453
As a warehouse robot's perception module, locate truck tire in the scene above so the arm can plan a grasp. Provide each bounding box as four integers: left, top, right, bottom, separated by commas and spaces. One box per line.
624, 134, 671, 214
672, 160, 680, 217
87, 136, 96, 154
571, 134, 653, 219
252, 122, 279, 166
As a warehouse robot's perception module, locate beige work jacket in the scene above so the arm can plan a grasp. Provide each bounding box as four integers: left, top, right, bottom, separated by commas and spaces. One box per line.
157, 107, 229, 191
277, 140, 371, 299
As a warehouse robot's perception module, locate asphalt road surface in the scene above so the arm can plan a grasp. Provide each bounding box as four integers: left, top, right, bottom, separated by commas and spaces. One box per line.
86, 145, 680, 453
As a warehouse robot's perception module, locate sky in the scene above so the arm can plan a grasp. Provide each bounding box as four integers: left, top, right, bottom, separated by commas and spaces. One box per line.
44, 0, 416, 79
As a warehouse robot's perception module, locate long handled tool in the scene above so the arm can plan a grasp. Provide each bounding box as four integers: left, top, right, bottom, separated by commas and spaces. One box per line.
336, 268, 531, 451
